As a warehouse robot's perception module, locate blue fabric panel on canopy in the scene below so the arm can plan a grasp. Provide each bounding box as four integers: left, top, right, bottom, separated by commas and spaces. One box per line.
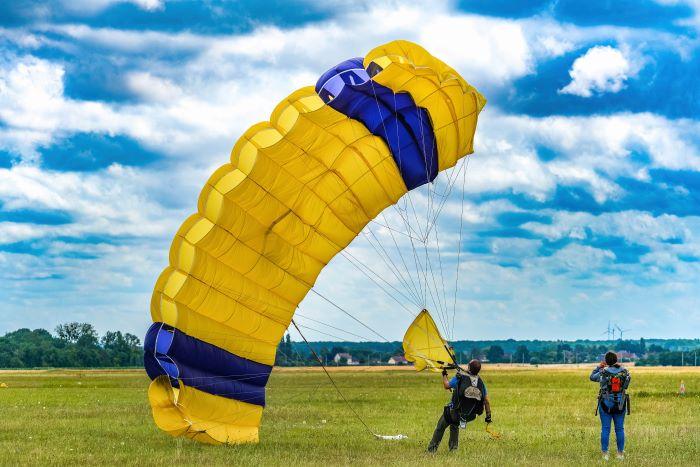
144, 322, 271, 406
315, 57, 438, 190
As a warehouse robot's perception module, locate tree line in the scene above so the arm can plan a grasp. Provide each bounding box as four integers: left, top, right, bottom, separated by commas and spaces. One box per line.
0, 323, 142, 368
1, 324, 697, 368
276, 337, 700, 367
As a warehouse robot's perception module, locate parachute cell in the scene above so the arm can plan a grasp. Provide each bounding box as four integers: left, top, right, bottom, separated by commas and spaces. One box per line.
144, 40, 485, 444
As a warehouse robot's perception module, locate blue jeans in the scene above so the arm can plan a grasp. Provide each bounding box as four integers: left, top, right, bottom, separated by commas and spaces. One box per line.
599, 405, 625, 452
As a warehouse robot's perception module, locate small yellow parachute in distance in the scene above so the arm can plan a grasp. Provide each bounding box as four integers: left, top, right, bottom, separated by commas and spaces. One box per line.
143, 39, 485, 444
403, 309, 456, 372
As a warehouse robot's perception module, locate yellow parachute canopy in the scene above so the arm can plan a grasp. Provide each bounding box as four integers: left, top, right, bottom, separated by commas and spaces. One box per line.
145, 39, 485, 444
403, 309, 455, 372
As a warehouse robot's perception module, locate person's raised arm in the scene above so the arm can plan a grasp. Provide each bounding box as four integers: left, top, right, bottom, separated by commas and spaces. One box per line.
441, 369, 451, 390
590, 361, 605, 382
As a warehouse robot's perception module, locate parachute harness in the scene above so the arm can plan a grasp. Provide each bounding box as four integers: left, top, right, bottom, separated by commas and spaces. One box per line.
291, 319, 407, 441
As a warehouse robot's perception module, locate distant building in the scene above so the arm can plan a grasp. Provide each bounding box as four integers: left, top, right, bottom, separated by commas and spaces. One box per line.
333, 352, 358, 365
387, 355, 409, 365
617, 350, 638, 360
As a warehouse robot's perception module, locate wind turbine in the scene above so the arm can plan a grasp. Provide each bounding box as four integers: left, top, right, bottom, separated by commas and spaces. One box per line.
601, 321, 615, 341
615, 324, 632, 340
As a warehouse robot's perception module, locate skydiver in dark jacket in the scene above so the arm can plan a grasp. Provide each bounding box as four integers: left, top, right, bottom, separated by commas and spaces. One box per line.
427, 359, 491, 452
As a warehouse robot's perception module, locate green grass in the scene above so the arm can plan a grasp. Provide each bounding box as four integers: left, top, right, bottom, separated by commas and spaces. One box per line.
0, 366, 698, 466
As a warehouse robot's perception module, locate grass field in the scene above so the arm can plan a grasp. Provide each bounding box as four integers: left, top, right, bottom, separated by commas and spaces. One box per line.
0, 365, 698, 466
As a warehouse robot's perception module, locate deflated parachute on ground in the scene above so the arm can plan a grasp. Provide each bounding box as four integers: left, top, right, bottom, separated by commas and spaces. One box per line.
403, 309, 456, 372
144, 40, 485, 444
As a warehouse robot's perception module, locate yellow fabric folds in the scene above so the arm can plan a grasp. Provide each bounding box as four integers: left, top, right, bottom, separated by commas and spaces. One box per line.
148, 376, 262, 444
365, 40, 486, 171
403, 309, 454, 372
150, 87, 407, 369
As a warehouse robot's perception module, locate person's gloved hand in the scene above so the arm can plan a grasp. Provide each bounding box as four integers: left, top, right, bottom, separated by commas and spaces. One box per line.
485, 414, 492, 424
441, 369, 448, 377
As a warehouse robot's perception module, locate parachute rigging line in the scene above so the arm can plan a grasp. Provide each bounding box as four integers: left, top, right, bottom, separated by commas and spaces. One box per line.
290, 319, 407, 441
308, 288, 392, 343
363, 76, 457, 339
295, 322, 361, 342
353, 82, 435, 315
362, 228, 422, 306
451, 154, 470, 341
378, 211, 424, 298
340, 249, 418, 313
294, 312, 373, 341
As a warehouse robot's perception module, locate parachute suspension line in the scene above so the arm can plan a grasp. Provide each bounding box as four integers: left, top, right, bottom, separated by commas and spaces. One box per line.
363, 225, 420, 303
423, 238, 452, 339
433, 221, 450, 338
379, 134, 428, 308
294, 312, 374, 341
308, 288, 393, 343
451, 155, 470, 341
368, 219, 422, 241
425, 157, 466, 240
379, 210, 424, 305
339, 250, 419, 313
423, 239, 449, 338
362, 229, 422, 307
290, 319, 374, 437
294, 322, 362, 342
404, 225, 427, 307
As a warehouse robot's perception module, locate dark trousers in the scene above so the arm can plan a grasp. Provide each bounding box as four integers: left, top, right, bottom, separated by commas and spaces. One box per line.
427, 414, 459, 452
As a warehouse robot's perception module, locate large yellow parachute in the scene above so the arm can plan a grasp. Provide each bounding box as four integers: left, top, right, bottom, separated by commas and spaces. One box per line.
144, 40, 485, 444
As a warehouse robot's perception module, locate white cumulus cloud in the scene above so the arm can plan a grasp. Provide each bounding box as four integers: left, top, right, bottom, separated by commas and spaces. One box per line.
559, 45, 633, 97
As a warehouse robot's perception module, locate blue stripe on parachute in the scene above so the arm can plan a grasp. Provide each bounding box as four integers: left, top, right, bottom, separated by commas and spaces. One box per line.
316, 58, 438, 190
144, 322, 271, 407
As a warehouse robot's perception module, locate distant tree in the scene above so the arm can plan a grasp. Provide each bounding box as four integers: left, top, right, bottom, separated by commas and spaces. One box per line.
56, 322, 98, 346
275, 334, 292, 366
468, 347, 482, 359
124, 333, 141, 348
317, 347, 331, 364
55, 323, 81, 343
100, 331, 141, 366
487, 345, 505, 363
513, 345, 530, 363
330, 346, 348, 356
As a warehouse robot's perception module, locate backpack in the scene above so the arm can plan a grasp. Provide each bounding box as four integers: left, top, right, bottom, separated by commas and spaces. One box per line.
598, 367, 630, 415
445, 373, 485, 425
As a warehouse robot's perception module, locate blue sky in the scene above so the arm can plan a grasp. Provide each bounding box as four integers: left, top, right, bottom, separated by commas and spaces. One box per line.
1, 0, 699, 341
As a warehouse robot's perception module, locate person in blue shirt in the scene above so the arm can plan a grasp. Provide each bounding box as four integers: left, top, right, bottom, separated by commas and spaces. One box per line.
427, 359, 491, 452
590, 351, 631, 461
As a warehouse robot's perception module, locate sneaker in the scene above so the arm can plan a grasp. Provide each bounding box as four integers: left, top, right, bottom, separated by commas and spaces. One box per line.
602, 452, 610, 461
616, 452, 624, 460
